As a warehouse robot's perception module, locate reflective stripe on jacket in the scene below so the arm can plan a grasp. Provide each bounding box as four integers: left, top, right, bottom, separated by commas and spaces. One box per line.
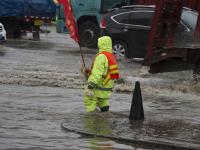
100, 51, 119, 85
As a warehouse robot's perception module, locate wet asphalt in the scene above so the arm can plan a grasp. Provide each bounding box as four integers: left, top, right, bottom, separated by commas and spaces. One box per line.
0, 31, 143, 150
0, 27, 200, 150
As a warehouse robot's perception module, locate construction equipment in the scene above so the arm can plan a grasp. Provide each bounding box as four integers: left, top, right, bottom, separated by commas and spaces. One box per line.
143, 0, 200, 78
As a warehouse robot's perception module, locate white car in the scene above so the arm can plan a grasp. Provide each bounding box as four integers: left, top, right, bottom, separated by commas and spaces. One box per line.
0, 22, 6, 42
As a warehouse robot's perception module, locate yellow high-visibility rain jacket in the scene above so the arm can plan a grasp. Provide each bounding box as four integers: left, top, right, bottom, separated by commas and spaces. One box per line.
88, 36, 119, 98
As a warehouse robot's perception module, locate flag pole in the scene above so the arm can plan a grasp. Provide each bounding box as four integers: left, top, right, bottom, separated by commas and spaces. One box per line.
57, 0, 86, 68
79, 44, 86, 69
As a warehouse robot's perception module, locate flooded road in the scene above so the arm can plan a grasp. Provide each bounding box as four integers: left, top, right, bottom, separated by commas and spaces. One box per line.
0, 84, 199, 149
0, 33, 144, 150
0, 28, 200, 149
0, 85, 137, 149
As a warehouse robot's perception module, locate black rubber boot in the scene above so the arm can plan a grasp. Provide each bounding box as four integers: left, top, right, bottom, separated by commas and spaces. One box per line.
100, 106, 109, 112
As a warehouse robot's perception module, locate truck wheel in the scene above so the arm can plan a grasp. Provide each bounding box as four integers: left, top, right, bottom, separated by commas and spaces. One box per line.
193, 59, 200, 82
79, 21, 99, 48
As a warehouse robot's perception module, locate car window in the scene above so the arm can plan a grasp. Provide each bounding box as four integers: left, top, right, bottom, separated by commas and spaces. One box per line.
181, 10, 198, 29
129, 11, 154, 26
113, 12, 130, 24
178, 21, 190, 32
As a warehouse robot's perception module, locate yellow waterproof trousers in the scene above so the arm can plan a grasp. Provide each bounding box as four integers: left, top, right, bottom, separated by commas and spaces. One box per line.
83, 94, 109, 112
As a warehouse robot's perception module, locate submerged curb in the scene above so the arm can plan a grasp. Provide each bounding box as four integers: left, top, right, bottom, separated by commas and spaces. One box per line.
61, 112, 200, 150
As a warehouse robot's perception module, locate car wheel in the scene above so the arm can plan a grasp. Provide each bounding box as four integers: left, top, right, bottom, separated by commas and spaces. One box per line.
79, 21, 99, 48
112, 41, 127, 60
193, 58, 200, 82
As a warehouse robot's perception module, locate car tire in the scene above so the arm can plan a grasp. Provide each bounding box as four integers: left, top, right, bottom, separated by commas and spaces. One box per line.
79, 21, 99, 48
112, 40, 127, 60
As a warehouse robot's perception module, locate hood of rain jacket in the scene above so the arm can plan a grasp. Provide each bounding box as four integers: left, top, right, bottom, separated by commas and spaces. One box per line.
98, 36, 112, 53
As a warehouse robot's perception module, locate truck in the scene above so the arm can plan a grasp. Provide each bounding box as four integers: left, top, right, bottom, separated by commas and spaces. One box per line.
142, 0, 200, 81
0, 0, 56, 40
56, 0, 135, 48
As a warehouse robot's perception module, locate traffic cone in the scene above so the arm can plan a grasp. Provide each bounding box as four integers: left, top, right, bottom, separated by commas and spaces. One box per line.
129, 81, 144, 121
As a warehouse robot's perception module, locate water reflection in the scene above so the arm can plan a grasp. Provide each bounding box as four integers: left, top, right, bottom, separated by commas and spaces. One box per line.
82, 113, 112, 136
82, 113, 135, 150
87, 138, 113, 150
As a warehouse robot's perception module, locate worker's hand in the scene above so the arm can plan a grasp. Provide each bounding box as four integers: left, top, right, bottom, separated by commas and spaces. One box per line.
85, 88, 94, 97
80, 65, 91, 79
85, 68, 91, 77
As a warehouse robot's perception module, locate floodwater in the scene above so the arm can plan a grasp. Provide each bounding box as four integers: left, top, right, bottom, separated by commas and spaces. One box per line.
0, 28, 200, 150
0, 32, 144, 150
0, 85, 137, 150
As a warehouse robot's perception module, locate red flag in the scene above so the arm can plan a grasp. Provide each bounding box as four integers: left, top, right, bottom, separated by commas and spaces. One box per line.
58, 0, 80, 43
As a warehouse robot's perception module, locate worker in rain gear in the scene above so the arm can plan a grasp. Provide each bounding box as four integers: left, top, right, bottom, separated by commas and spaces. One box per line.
83, 36, 119, 112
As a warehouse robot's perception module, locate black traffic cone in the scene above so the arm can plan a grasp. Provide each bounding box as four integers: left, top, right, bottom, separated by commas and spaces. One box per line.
129, 81, 144, 121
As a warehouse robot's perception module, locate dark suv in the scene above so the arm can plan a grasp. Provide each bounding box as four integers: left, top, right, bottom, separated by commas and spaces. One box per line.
100, 5, 198, 59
